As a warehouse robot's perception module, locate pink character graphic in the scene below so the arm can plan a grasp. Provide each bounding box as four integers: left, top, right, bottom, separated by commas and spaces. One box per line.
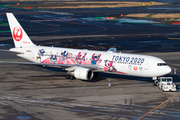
104, 60, 117, 72
66, 53, 75, 64
76, 52, 87, 64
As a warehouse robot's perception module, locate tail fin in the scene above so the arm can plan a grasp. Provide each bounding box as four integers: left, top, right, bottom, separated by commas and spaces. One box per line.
6, 13, 36, 48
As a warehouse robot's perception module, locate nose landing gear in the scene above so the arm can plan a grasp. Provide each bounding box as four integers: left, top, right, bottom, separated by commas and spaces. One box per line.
152, 77, 158, 86
154, 80, 158, 86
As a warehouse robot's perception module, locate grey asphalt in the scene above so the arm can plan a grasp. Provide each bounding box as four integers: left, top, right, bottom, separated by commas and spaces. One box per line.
0, 2, 180, 120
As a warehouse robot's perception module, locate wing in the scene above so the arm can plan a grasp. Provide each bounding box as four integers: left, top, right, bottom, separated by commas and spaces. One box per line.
0, 61, 103, 71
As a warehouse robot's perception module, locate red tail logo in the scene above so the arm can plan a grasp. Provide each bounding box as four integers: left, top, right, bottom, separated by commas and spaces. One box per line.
13, 27, 23, 41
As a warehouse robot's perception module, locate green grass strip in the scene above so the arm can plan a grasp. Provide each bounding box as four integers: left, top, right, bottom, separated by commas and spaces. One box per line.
0, 31, 10, 33
0, 22, 9, 26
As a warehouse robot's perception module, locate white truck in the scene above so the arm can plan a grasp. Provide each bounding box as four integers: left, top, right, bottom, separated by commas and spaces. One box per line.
158, 77, 176, 92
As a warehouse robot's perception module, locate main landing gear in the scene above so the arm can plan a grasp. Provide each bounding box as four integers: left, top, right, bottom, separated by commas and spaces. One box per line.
152, 77, 158, 86
153, 80, 158, 86
65, 75, 75, 80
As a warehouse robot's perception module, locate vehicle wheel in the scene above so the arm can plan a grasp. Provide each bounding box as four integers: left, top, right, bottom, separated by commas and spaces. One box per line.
161, 85, 163, 90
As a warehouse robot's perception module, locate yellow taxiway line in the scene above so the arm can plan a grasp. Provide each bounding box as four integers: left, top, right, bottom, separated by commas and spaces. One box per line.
168, 38, 180, 40
138, 91, 180, 120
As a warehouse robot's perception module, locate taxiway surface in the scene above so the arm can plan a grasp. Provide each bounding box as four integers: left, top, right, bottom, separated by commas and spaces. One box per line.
0, 2, 180, 120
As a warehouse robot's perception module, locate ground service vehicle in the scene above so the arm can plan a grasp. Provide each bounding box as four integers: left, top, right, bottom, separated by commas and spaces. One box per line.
158, 77, 176, 92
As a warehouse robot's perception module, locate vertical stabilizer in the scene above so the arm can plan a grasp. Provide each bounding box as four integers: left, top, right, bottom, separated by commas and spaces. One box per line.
6, 13, 36, 48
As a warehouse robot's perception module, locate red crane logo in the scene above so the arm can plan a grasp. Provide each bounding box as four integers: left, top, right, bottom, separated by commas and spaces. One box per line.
13, 27, 23, 41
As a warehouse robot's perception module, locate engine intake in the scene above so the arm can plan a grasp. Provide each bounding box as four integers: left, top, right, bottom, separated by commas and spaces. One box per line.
74, 67, 94, 80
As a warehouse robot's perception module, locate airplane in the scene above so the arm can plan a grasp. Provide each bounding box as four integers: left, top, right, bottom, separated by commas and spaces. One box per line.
0, 13, 171, 85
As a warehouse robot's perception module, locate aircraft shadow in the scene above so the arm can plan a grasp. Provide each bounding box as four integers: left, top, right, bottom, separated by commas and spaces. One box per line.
34, 66, 153, 82
28, 65, 180, 84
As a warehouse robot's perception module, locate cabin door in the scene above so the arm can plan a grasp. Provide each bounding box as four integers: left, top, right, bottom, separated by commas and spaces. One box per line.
144, 61, 149, 70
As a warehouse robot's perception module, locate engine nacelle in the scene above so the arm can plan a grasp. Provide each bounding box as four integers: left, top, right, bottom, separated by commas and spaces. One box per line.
74, 67, 94, 80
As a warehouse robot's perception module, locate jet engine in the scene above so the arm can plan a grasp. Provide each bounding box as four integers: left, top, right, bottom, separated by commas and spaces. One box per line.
74, 67, 94, 80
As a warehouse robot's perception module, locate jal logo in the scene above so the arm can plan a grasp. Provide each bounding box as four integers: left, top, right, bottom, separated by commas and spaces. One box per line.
13, 27, 23, 41
133, 66, 138, 71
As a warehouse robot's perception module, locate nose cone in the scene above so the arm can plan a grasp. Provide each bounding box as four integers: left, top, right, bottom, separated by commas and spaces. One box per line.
166, 66, 172, 74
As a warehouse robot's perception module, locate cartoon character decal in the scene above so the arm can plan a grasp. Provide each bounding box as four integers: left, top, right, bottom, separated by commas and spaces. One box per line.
38, 49, 45, 56
75, 52, 87, 64
36, 49, 128, 74
60, 51, 68, 63
50, 54, 57, 63
104, 60, 117, 72
37, 49, 46, 62
91, 53, 101, 64
38, 50, 117, 72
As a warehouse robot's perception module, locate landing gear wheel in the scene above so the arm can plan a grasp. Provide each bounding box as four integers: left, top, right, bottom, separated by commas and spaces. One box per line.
153, 80, 158, 86
70, 76, 75, 80
65, 75, 70, 79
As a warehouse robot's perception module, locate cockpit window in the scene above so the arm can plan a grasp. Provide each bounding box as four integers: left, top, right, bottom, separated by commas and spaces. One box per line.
157, 63, 167, 66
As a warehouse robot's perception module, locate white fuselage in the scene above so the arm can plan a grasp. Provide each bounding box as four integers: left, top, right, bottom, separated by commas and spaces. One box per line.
10, 46, 171, 77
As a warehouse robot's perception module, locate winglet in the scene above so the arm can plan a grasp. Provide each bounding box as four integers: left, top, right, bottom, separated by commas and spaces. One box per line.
6, 13, 36, 48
